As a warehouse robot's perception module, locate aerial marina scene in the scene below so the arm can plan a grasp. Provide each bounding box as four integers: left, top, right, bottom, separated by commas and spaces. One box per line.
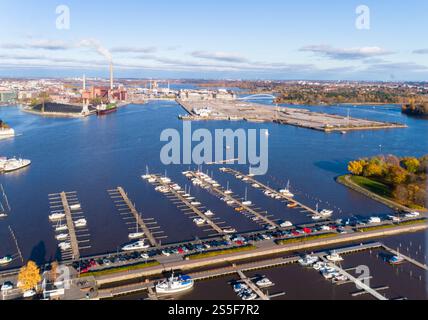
0, 0, 427, 311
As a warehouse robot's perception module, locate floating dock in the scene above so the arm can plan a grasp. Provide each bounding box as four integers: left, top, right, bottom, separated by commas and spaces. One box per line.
108, 187, 162, 248
186, 171, 279, 229
222, 168, 328, 221
48, 192, 91, 261
146, 175, 230, 235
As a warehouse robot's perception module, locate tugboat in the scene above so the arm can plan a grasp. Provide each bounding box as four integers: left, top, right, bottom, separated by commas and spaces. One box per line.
155, 273, 194, 294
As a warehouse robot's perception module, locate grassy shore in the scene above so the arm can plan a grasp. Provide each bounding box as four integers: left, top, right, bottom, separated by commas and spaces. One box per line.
276, 233, 338, 245
358, 219, 427, 233
186, 245, 256, 260
79, 261, 160, 278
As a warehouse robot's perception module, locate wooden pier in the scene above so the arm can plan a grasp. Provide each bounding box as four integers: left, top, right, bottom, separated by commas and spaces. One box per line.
186, 171, 279, 229
381, 244, 428, 270
150, 175, 227, 235
222, 168, 326, 220
60, 192, 80, 260
48, 192, 91, 261
236, 270, 269, 300
108, 187, 161, 248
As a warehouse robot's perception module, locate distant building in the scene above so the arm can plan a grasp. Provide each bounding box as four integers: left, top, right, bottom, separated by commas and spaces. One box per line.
0, 90, 17, 103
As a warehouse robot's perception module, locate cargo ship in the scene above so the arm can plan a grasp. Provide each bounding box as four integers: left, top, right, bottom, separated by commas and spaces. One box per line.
96, 103, 118, 115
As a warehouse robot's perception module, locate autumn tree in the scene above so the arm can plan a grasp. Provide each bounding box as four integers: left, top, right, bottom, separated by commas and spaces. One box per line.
385, 165, 408, 185
348, 160, 364, 176
363, 162, 383, 177
401, 157, 420, 174
18, 261, 42, 292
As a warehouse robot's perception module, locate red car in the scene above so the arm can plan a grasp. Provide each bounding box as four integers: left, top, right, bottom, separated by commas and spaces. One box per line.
303, 228, 312, 234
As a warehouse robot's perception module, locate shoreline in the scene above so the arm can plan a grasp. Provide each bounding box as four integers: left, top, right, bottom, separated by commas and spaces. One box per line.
337, 174, 427, 213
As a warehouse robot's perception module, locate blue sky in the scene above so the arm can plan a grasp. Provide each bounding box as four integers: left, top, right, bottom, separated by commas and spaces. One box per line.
0, 0, 427, 80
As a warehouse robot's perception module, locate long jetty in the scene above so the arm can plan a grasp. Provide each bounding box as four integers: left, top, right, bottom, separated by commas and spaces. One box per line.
108, 187, 159, 247
151, 175, 226, 235
60, 192, 80, 260
222, 168, 324, 220
187, 171, 279, 229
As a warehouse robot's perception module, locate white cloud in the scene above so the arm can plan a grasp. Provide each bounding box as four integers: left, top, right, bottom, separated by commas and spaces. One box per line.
300, 45, 394, 60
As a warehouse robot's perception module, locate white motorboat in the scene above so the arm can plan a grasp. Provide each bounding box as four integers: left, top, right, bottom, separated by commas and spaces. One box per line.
252, 184, 260, 188
155, 274, 194, 294
223, 228, 237, 234
319, 209, 333, 217
256, 278, 274, 288
58, 242, 71, 251
242, 201, 252, 206
55, 234, 69, 241
193, 218, 206, 226
298, 255, 319, 267
23, 289, 37, 298
69, 204, 81, 211
326, 252, 344, 262
55, 224, 68, 232
233, 283, 249, 293
0, 158, 31, 173
368, 217, 381, 224
0, 256, 13, 265
49, 213, 65, 221
204, 210, 214, 217
74, 219, 87, 228
280, 221, 293, 228
122, 240, 150, 251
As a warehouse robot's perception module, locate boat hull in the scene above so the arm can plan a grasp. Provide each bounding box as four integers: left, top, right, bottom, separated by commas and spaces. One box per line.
97, 108, 117, 116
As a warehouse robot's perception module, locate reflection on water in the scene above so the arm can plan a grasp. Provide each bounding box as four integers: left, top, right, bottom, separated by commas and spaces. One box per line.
0, 102, 427, 278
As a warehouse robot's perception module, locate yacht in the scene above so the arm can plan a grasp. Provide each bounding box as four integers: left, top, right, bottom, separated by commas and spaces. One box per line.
74, 219, 87, 228
122, 240, 150, 251
69, 204, 81, 211
368, 217, 382, 224
233, 283, 249, 293
49, 213, 66, 221
326, 252, 344, 262
223, 228, 237, 234
155, 274, 194, 294
204, 210, 214, 217
0, 255, 13, 265
298, 255, 319, 267
256, 278, 274, 288
240, 290, 258, 301
319, 209, 333, 217
55, 234, 69, 241
193, 218, 206, 226
0, 158, 31, 173
0, 126, 15, 138
190, 201, 201, 206
58, 242, 71, 251
280, 221, 293, 228
242, 201, 252, 206
312, 215, 323, 221
55, 224, 68, 232
129, 232, 145, 240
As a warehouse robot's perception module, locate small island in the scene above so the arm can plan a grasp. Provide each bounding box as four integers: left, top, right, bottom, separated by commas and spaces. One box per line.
338, 155, 427, 211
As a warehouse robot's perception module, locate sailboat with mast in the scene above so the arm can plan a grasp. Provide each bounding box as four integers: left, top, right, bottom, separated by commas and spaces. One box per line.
129, 213, 145, 240
242, 187, 252, 206
0, 184, 11, 218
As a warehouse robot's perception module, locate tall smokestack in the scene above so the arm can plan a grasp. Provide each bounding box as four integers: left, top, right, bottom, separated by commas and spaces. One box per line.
110, 62, 114, 90
83, 74, 86, 90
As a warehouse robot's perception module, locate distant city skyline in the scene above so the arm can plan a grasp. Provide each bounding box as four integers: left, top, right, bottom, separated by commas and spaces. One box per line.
0, 0, 427, 81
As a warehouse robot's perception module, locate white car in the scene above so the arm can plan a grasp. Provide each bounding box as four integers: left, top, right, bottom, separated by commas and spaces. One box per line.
1, 282, 13, 291
23, 289, 36, 298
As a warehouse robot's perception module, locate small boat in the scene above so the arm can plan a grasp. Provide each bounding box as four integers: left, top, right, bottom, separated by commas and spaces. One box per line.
122, 240, 150, 251
298, 255, 319, 267
241, 291, 258, 301
49, 213, 65, 221
55, 224, 68, 232
233, 283, 249, 293
224, 190, 233, 195
58, 242, 71, 251
204, 210, 214, 217
389, 249, 405, 265
55, 234, 69, 241
326, 252, 344, 262
280, 221, 293, 228
129, 232, 145, 240
190, 202, 201, 206
155, 273, 194, 294
256, 278, 274, 288
319, 209, 333, 217
223, 228, 237, 234
312, 215, 323, 221
69, 204, 81, 211
287, 202, 298, 208
368, 217, 381, 224
242, 201, 252, 206
252, 184, 260, 188
0, 255, 13, 265
193, 218, 206, 226
23, 289, 37, 298
74, 219, 87, 228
